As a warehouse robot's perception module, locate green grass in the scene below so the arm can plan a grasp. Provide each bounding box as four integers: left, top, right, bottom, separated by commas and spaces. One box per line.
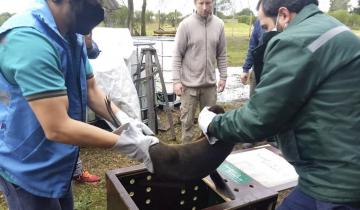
353, 29, 360, 36
224, 22, 251, 67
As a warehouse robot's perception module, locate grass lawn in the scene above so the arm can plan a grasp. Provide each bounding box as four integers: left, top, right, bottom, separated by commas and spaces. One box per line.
353, 29, 360, 36
224, 20, 251, 67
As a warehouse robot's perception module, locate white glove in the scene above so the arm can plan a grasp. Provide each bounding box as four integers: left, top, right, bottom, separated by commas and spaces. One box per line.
113, 123, 159, 173
115, 110, 154, 135
198, 107, 218, 145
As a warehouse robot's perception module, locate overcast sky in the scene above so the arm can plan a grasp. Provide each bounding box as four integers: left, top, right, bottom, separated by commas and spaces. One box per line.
0, 0, 359, 15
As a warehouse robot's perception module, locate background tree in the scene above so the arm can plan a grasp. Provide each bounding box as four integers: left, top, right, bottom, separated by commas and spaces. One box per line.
236, 8, 254, 16
329, 10, 360, 29
155, 12, 167, 27
104, 6, 128, 27
353, 0, 360, 14
166, 10, 182, 27
216, 0, 233, 14
216, 11, 228, 19
0, 12, 12, 26
140, 0, 146, 36
127, 0, 134, 35
145, 11, 155, 23
329, 0, 350, 11
213, 0, 217, 15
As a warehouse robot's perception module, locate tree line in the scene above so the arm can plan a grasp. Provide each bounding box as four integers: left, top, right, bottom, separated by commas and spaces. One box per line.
1, 0, 360, 34
328, 0, 360, 29
104, 6, 183, 35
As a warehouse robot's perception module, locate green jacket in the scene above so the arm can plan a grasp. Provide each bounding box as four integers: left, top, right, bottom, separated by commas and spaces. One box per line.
209, 4, 360, 203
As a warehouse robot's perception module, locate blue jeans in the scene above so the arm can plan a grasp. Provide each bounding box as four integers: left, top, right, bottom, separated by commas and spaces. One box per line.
277, 187, 360, 210
0, 175, 73, 210
73, 158, 83, 177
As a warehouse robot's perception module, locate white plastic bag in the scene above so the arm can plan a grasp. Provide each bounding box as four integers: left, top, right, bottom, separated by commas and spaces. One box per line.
89, 27, 141, 120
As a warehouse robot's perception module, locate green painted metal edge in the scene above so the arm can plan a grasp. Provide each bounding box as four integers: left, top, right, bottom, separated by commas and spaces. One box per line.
217, 161, 252, 184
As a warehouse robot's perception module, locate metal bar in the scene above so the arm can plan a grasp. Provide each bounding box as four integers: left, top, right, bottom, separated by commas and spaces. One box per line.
153, 49, 176, 140
144, 49, 157, 132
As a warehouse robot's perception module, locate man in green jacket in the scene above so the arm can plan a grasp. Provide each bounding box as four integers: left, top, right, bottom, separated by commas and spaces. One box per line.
199, 0, 360, 209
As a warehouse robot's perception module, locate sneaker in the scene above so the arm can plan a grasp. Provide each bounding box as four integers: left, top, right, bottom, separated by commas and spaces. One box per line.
74, 170, 100, 183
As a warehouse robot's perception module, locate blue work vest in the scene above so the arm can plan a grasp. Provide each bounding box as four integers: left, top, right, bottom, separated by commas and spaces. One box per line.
0, 3, 88, 198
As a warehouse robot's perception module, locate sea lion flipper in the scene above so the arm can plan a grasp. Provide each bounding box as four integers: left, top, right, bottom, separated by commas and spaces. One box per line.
209, 170, 235, 200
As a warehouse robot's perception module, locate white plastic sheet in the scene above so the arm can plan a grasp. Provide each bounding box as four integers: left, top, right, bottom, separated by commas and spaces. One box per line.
226, 148, 298, 188
89, 27, 141, 120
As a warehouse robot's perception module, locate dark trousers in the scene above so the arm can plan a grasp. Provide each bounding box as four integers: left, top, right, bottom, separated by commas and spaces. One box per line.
0, 175, 73, 210
277, 187, 360, 210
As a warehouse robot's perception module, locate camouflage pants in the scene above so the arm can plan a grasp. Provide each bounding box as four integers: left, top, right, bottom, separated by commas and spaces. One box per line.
180, 85, 217, 144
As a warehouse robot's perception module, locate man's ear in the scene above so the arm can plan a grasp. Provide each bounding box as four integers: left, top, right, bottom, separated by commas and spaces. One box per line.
278, 7, 292, 27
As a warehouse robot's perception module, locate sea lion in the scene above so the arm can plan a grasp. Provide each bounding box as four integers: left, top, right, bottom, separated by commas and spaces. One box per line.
149, 131, 234, 181
149, 105, 235, 182
106, 98, 234, 183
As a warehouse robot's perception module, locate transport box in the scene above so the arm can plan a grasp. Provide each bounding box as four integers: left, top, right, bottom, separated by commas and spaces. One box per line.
106, 163, 278, 210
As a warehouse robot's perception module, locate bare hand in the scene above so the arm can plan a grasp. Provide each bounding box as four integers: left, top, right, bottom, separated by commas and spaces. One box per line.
84, 33, 93, 49
240, 72, 249, 85
217, 80, 226, 93
174, 83, 184, 96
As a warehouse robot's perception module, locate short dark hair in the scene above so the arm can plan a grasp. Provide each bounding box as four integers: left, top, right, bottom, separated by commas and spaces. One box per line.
257, 0, 319, 17
194, 0, 215, 3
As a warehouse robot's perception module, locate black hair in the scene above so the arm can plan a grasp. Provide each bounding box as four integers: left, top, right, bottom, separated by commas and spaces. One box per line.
48, 0, 62, 4
50, 0, 87, 3
257, 0, 319, 17
194, 0, 215, 3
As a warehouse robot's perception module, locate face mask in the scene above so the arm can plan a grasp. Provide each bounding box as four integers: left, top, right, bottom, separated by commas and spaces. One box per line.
72, 1, 104, 35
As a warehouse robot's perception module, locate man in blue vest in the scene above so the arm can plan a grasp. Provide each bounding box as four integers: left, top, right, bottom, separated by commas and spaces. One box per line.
71, 31, 102, 183
0, 0, 158, 209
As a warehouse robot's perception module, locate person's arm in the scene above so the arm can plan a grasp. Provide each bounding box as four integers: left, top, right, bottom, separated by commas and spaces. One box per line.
85, 59, 153, 134
86, 76, 120, 123
242, 20, 261, 72
29, 96, 118, 147
83, 56, 120, 124
87, 41, 100, 59
172, 21, 187, 95
209, 38, 320, 143
84, 33, 100, 59
216, 23, 227, 84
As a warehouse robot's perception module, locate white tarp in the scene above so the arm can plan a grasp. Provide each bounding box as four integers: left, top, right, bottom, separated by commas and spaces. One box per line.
216, 67, 250, 102
89, 27, 141, 120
